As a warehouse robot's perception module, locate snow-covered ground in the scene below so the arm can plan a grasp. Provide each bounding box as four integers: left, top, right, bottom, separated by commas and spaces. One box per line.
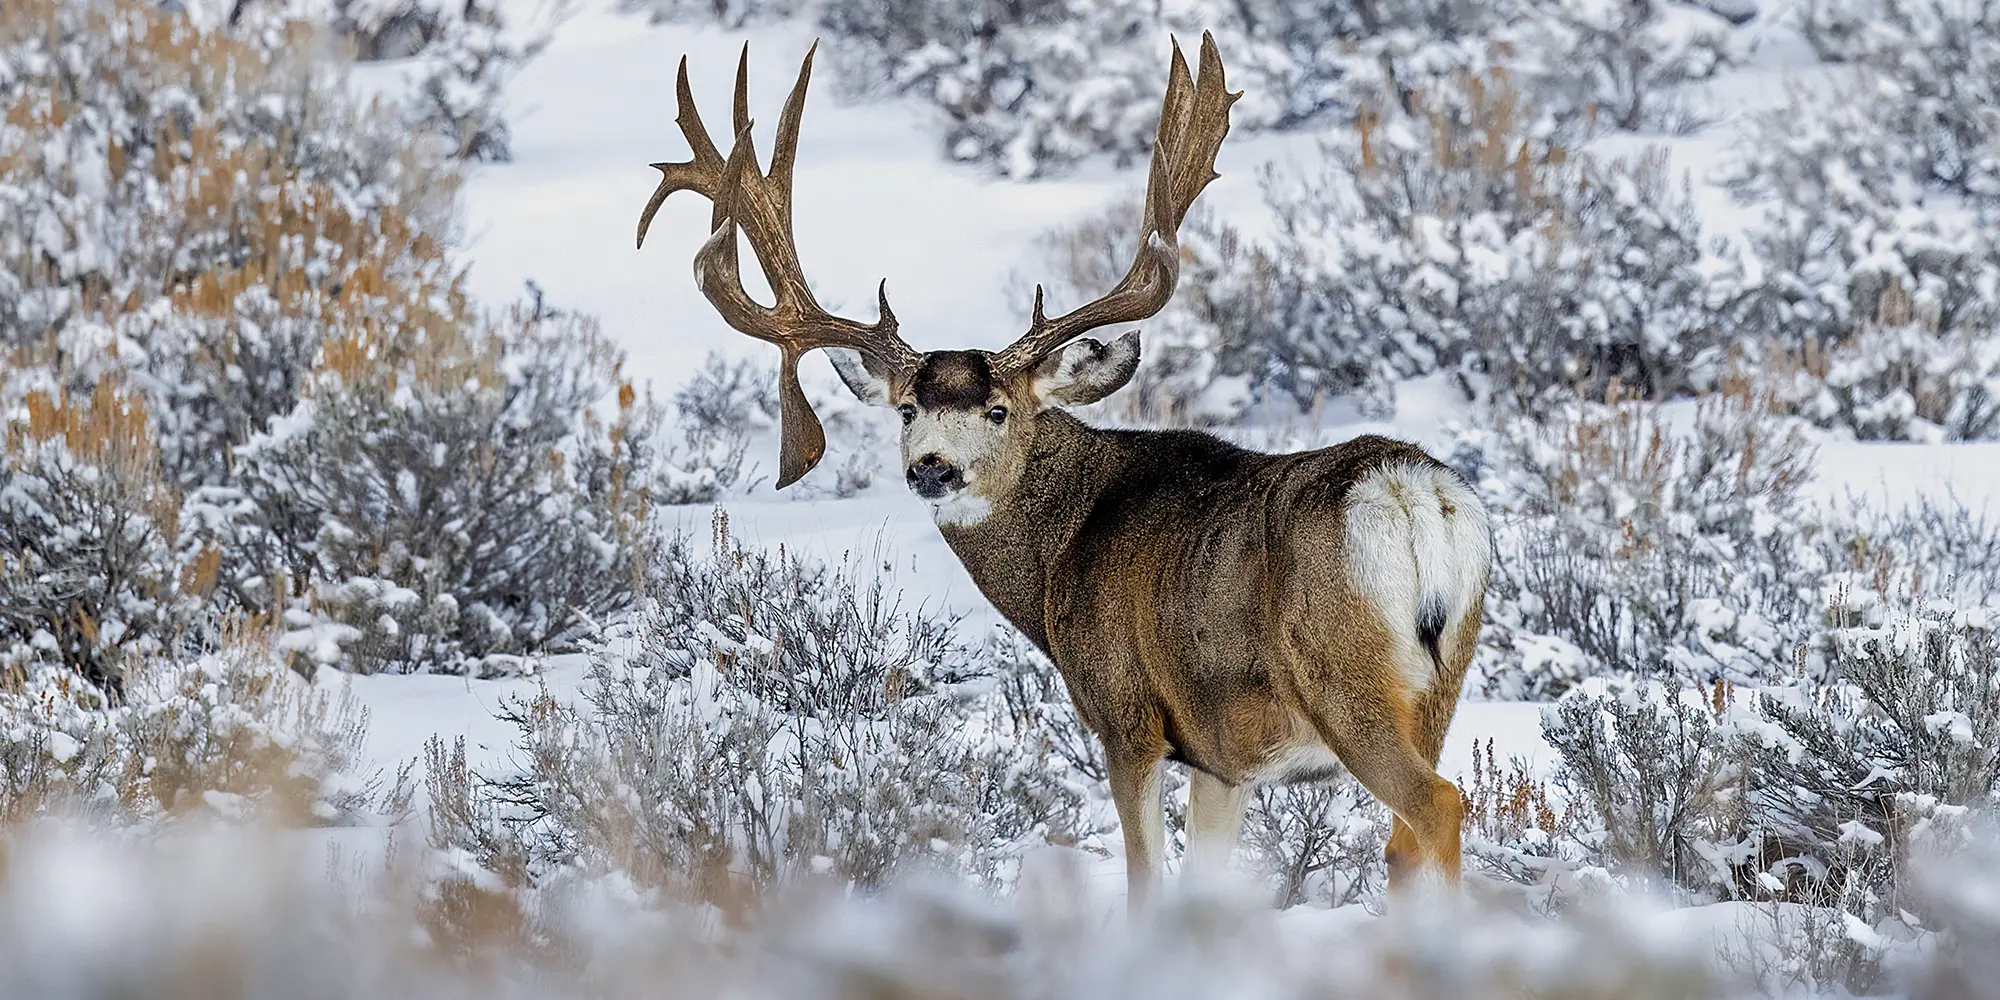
334, 0, 2000, 906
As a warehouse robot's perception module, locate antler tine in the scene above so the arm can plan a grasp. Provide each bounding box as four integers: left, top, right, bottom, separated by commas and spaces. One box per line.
991, 31, 1239, 376
636, 57, 727, 250
732, 43, 752, 143
644, 42, 920, 487
768, 40, 818, 211
1144, 40, 1196, 237
1167, 33, 1235, 234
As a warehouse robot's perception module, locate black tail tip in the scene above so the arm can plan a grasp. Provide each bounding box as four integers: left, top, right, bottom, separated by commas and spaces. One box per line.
1416, 597, 1448, 669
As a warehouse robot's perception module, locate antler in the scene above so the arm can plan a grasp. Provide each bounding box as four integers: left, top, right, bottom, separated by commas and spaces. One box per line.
637, 43, 922, 488
989, 32, 1239, 378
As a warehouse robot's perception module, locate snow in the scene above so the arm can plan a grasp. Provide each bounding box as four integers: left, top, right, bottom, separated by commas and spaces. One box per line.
1810, 437, 2000, 511
328, 654, 591, 777
43, 731, 80, 765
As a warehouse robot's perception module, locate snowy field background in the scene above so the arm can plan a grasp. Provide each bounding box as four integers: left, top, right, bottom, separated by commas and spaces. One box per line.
9, 0, 2000, 994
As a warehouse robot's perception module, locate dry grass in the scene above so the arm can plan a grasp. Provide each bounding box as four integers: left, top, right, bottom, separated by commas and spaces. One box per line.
1462, 738, 1573, 848
14, 376, 158, 477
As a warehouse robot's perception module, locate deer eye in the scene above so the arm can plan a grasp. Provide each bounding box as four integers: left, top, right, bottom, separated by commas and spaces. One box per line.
986, 406, 1008, 425
899, 404, 917, 425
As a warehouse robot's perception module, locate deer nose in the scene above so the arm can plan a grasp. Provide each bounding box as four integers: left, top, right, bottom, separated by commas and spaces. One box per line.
906, 454, 962, 498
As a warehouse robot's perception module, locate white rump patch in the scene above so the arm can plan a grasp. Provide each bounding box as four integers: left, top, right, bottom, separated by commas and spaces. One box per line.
930, 493, 993, 527
1344, 461, 1492, 694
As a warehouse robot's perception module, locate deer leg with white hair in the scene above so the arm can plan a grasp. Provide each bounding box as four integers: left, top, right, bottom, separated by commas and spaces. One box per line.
1107, 755, 1166, 913
1184, 769, 1249, 887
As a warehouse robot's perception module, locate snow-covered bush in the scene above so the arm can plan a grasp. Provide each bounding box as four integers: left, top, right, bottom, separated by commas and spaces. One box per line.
1524, 532, 2000, 985
1543, 678, 1749, 896
620, 0, 1732, 179
1518, 0, 1735, 133
1024, 69, 1555, 418
817, 0, 1533, 177
673, 352, 777, 441
1108, 69, 1724, 418
819, 0, 1170, 178
1796, 0, 2000, 201
215, 0, 447, 57
402, 9, 529, 162
1722, 91, 1995, 349
432, 524, 1093, 894
1472, 379, 1821, 697
0, 635, 397, 825
618, 0, 801, 26
1253, 70, 1559, 405
1481, 148, 1720, 401
1460, 737, 1593, 892
656, 352, 772, 503
4, 0, 659, 676
1720, 79, 2000, 441
1737, 606, 2000, 933
228, 309, 656, 675
1722, 4, 2000, 442
1756, 323, 2000, 443
990, 638, 1104, 786
1240, 780, 1388, 907
1818, 496, 2000, 612
211, 0, 557, 161
656, 351, 891, 502
0, 379, 211, 691
1792, 0, 1880, 61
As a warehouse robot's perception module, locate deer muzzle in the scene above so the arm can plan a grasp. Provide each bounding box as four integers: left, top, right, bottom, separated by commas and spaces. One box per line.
907, 453, 964, 499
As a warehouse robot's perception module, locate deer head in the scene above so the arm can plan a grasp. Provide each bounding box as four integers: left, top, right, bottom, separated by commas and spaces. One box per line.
638, 36, 1237, 517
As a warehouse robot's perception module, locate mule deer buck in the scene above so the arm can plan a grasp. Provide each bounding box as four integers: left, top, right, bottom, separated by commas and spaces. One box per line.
637, 35, 1490, 907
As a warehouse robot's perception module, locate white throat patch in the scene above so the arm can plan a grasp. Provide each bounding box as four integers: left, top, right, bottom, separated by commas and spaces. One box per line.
929, 492, 993, 527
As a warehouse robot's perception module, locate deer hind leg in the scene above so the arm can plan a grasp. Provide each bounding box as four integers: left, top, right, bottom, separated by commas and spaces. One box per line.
1323, 711, 1462, 894
1185, 769, 1250, 886
1386, 677, 1468, 891
1107, 754, 1167, 913
1283, 649, 1463, 893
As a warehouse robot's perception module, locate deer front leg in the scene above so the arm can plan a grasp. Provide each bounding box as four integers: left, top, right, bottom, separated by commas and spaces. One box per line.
1184, 768, 1249, 887
1106, 754, 1166, 913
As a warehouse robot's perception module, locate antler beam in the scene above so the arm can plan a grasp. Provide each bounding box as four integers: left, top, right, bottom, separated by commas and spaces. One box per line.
990, 31, 1239, 377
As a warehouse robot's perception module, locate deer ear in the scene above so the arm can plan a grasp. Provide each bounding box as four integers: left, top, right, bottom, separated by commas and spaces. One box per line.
1033, 330, 1141, 406
825, 348, 894, 405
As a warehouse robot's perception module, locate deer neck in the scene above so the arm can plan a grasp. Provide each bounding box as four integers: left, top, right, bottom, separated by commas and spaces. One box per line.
933, 409, 1125, 651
